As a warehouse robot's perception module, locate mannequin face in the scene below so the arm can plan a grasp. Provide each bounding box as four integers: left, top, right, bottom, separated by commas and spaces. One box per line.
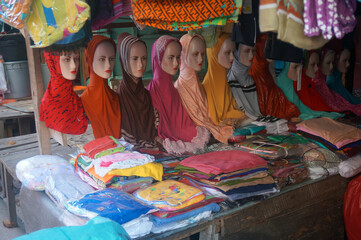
321, 51, 335, 76
337, 49, 351, 73
129, 41, 147, 79
161, 41, 181, 76
305, 52, 319, 78
239, 44, 256, 67
217, 37, 235, 69
287, 62, 302, 81
92, 41, 116, 79
187, 37, 205, 72
59, 52, 80, 80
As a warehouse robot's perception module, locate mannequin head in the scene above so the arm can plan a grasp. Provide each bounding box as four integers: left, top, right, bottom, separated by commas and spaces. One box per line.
187, 36, 206, 72
305, 51, 319, 78
217, 37, 235, 69
337, 49, 351, 73
92, 41, 116, 79
238, 44, 256, 67
161, 41, 181, 76
59, 52, 80, 80
321, 50, 335, 76
287, 62, 302, 81
129, 41, 147, 79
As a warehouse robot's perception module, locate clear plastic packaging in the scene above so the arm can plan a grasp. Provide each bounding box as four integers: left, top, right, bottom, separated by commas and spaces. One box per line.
0, 55, 8, 94
339, 154, 361, 178
0, 0, 31, 29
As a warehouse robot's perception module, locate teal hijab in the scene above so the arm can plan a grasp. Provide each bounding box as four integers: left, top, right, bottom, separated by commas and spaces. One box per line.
276, 62, 343, 120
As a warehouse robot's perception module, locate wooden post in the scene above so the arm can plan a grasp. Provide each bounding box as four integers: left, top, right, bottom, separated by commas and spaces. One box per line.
24, 29, 52, 154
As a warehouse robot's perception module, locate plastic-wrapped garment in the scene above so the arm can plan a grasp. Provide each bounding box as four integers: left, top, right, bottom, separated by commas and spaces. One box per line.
44, 165, 94, 208
0, 0, 32, 29
0, 56, 7, 94
121, 216, 153, 239
339, 154, 361, 178
109, 177, 153, 194
131, 0, 241, 31
133, 180, 205, 211
83, 136, 125, 159
65, 188, 155, 225
16, 155, 70, 191
343, 174, 361, 240
25, 0, 90, 48
14, 216, 131, 240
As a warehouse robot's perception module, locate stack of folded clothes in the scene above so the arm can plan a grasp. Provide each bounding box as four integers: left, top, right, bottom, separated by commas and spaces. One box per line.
176, 151, 277, 201
72, 136, 163, 190
133, 180, 220, 233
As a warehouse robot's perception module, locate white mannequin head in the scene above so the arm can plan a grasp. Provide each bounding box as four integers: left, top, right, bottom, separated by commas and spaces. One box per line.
287, 62, 302, 81
337, 49, 351, 73
187, 37, 206, 72
129, 41, 147, 80
321, 50, 335, 76
59, 52, 80, 80
218, 37, 235, 69
92, 41, 116, 79
161, 41, 181, 76
305, 52, 319, 78
238, 44, 256, 67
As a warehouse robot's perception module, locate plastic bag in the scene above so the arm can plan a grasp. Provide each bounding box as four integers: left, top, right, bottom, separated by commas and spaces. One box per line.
65, 188, 155, 225
15, 155, 70, 191
343, 174, 361, 240
339, 154, 361, 178
0, 0, 32, 29
0, 55, 8, 94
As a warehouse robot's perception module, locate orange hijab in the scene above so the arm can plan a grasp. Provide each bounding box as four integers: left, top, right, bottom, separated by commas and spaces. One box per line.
80, 35, 122, 139
202, 33, 245, 125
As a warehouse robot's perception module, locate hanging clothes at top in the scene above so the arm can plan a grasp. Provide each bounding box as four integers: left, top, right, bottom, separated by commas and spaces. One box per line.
276, 62, 344, 120
130, 0, 241, 31
39, 52, 88, 135
89, 0, 132, 30
303, 0, 357, 39
25, 0, 90, 48
175, 34, 233, 144
80, 35, 122, 139
202, 33, 246, 126
248, 34, 300, 120
116, 32, 159, 149
147, 35, 209, 155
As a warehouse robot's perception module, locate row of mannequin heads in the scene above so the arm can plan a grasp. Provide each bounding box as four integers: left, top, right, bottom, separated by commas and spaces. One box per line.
56, 36, 257, 82
56, 35, 350, 84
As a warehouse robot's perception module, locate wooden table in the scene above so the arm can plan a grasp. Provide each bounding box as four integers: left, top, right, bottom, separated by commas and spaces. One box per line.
0, 100, 34, 138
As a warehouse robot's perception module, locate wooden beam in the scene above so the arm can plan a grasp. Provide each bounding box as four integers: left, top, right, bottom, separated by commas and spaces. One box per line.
24, 29, 51, 154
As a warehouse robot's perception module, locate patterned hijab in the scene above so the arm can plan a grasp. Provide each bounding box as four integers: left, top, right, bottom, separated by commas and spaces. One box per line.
147, 35, 198, 142
227, 44, 263, 120
80, 35, 122, 139
40, 51, 88, 134
175, 34, 233, 143
117, 32, 157, 146
202, 33, 245, 125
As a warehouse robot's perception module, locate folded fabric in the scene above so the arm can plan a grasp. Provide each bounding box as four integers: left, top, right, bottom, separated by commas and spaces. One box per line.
220, 183, 277, 195
296, 117, 361, 149
151, 202, 220, 226
83, 136, 124, 158
65, 189, 155, 225
121, 216, 153, 239
108, 162, 163, 182
227, 187, 278, 201
109, 177, 153, 193
233, 124, 266, 136
179, 150, 267, 175
339, 154, 361, 178
14, 216, 131, 240
134, 180, 204, 210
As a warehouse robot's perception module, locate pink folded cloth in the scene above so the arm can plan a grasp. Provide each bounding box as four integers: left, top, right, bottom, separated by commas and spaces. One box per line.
179, 150, 267, 175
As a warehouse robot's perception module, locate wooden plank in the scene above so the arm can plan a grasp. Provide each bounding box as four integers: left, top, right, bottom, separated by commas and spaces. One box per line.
49, 128, 67, 146
0, 105, 33, 119
3, 99, 34, 113
24, 30, 51, 155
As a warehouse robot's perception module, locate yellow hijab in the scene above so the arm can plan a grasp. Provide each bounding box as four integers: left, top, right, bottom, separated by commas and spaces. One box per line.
202, 33, 245, 125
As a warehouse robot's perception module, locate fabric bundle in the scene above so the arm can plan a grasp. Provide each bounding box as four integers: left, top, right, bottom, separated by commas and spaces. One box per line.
303, 0, 357, 40
131, 0, 241, 31
147, 35, 209, 155
39, 52, 88, 135
176, 150, 277, 201
175, 34, 233, 144
0, 0, 32, 28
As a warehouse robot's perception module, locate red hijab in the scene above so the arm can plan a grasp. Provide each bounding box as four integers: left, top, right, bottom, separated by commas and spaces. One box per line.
39, 51, 88, 134
80, 35, 122, 139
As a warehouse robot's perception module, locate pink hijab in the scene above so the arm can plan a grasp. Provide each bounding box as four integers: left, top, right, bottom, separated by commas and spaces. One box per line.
147, 35, 209, 154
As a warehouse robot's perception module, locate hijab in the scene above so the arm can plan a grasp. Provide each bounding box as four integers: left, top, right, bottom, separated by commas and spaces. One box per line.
202, 33, 245, 125
175, 34, 233, 143
80, 35, 122, 139
40, 51, 88, 134
227, 44, 263, 120
116, 32, 157, 146
248, 34, 300, 120
277, 62, 344, 120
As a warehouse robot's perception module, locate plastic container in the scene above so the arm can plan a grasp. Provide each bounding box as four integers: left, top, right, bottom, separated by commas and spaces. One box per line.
3, 61, 31, 99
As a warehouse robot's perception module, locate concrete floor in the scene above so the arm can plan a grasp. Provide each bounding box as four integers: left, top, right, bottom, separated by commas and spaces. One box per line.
0, 199, 25, 240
